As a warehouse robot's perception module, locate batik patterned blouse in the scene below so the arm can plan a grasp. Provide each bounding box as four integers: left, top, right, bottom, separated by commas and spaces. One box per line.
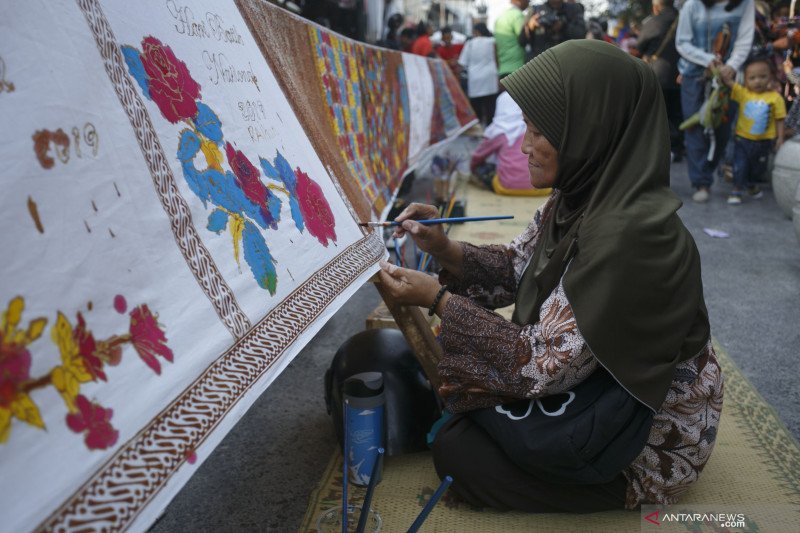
437, 195, 724, 509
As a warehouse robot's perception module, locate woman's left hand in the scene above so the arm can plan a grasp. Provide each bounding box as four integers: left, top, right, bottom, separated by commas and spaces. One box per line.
377, 260, 444, 308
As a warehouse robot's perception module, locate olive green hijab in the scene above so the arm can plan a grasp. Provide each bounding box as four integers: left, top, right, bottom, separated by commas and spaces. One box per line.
502, 40, 710, 412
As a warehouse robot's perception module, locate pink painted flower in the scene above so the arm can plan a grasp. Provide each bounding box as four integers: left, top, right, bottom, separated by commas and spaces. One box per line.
66, 395, 119, 450
295, 168, 337, 246
129, 305, 173, 375
140, 36, 201, 123
74, 313, 106, 382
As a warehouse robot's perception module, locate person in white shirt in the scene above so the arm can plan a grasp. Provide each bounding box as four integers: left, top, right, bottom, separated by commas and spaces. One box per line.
458, 23, 500, 125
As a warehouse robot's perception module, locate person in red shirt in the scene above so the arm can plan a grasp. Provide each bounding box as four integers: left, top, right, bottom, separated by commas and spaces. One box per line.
412, 21, 436, 57
436, 27, 465, 72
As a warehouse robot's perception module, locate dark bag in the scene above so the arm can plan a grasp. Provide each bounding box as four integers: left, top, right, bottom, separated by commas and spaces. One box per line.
468, 367, 654, 485
325, 329, 440, 456
642, 18, 678, 65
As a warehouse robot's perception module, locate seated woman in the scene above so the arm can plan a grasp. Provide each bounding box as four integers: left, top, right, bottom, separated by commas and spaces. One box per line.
378, 40, 722, 511
470, 91, 552, 196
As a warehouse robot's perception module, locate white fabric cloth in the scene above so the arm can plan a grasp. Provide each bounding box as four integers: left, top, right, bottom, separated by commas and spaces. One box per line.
0, 0, 475, 531
483, 92, 526, 146
458, 36, 499, 98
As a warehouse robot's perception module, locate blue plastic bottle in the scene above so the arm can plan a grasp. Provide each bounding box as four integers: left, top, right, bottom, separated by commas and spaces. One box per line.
343, 372, 385, 486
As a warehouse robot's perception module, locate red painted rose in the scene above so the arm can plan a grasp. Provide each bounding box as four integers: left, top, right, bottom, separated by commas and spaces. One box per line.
66, 395, 119, 450
295, 168, 337, 246
225, 142, 278, 228
226, 142, 266, 205
129, 305, 173, 375
140, 36, 201, 123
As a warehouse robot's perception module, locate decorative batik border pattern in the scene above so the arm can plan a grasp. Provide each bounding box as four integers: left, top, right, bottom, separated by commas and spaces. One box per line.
39, 232, 385, 532
76, 0, 252, 338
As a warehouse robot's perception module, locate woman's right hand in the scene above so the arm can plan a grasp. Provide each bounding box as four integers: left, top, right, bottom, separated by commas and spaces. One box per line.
392, 203, 450, 256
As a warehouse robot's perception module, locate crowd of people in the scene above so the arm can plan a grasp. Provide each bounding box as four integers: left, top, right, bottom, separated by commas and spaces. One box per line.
378, 0, 800, 203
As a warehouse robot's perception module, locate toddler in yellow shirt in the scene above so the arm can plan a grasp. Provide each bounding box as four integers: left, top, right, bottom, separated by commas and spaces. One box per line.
720, 56, 786, 205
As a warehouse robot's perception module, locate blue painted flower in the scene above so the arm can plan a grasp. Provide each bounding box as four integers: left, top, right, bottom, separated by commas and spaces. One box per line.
178, 130, 266, 227
194, 102, 223, 144
209, 171, 269, 229
177, 130, 211, 204
260, 152, 304, 232
121, 45, 151, 100
207, 209, 229, 234
242, 220, 277, 294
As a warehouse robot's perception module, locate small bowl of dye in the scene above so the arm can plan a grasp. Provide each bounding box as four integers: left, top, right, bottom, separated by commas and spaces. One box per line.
316, 504, 381, 533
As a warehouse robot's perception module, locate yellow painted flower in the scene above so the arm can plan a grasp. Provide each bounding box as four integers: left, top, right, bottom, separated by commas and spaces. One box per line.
200, 139, 224, 172
0, 297, 47, 442
51, 312, 92, 412
229, 212, 245, 268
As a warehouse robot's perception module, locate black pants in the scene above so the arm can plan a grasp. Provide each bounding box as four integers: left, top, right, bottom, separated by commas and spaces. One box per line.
470, 94, 497, 127
663, 86, 684, 156
432, 414, 629, 512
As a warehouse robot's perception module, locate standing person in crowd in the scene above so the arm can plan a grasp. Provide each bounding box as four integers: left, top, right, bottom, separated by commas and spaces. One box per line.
676, 0, 755, 203
519, 0, 586, 61
436, 27, 465, 74
586, 19, 606, 40
784, 59, 800, 137
399, 27, 417, 52
412, 21, 436, 58
598, 18, 615, 44
619, 21, 642, 57
638, 0, 684, 162
458, 23, 499, 126
720, 55, 786, 204
469, 91, 547, 195
768, 2, 800, 85
378, 40, 720, 512
494, 0, 529, 78
378, 13, 405, 50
